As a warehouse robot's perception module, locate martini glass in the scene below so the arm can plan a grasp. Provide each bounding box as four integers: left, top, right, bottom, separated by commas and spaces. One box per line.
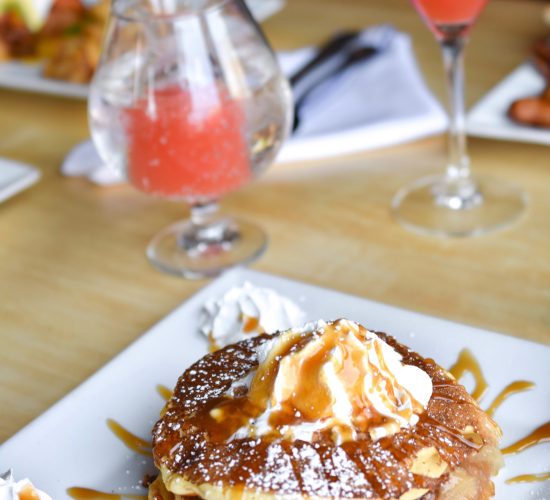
392, 0, 526, 237
89, 0, 292, 278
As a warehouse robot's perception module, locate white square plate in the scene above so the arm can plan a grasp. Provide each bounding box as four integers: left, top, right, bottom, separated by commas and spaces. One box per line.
466, 63, 550, 145
0, 158, 41, 203
1, 269, 549, 499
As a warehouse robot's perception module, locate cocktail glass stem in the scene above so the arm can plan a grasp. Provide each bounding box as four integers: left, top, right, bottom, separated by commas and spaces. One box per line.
392, 2, 527, 237
435, 38, 482, 210
443, 39, 468, 180
179, 201, 240, 258
146, 200, 267, 279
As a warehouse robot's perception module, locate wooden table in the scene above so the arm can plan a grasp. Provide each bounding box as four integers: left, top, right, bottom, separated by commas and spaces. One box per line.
0, 0, 548, 444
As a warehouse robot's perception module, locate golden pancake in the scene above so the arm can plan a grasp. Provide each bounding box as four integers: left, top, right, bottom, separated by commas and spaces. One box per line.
150, 320, 502, 499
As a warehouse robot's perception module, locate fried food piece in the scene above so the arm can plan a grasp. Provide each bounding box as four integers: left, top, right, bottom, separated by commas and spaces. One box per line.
509, 92, 550, 128
38, 0, 107, 83
39, 0, 84, 35
508, 37, 550, 128
41, 22, 102, 83
0, 10, 35, 58
0, 38, 9, 60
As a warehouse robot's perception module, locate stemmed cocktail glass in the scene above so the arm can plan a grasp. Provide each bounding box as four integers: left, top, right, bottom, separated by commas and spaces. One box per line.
392, 0, 526, 237
89, 0, 292, 278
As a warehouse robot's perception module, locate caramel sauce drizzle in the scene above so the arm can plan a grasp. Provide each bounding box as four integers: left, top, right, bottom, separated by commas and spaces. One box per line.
502, 420, 550, 484
447, 350, 549, 485
506, 472, 550, 484
501, 421, 550, 455
156, 384, 172, 402
260, 322, 426, 429
205, 328, 308, 441
106, 419, 151, 457
448, 348, 488, 401
67, 421, 152, 498
222, 323, 351, 436
486, 380, 534, 417
266, 327, 335, 424
67, 487, 146, 499
242, 315, 262, 333
207, 321, 428, 443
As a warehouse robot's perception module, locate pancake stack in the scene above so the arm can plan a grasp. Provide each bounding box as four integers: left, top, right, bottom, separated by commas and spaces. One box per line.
149, 320, 502, 499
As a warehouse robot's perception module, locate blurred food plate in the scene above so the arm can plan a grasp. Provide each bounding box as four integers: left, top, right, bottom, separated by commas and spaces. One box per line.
0, 0, 284, 99
0, 158, 41, 203
466, 63, 550, 146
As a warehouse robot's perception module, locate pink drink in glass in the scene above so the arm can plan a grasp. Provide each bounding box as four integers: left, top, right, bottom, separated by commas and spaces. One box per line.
124, 85, 251, 201
412, 0, 489, 41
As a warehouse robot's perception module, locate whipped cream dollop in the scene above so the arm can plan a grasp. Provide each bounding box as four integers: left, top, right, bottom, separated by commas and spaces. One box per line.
0, 470, 51, 500
200, 282, 306, 350
224, 319, 433, 444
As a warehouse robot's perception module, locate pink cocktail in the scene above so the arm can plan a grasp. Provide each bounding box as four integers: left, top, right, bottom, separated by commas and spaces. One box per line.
412, 0, 488, 37
88, 0, 292, 278
124, 85, 251, 201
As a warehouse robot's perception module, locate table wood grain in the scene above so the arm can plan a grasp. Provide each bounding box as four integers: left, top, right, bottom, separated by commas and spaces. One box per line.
0, 0, 549, 444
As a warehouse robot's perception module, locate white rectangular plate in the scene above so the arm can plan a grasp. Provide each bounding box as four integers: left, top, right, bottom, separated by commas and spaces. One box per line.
0, 61, 88, 98
0, 0, 284, 99
0, 158, 41, 203
466, 63, 550, 145
1, 269, 549, 499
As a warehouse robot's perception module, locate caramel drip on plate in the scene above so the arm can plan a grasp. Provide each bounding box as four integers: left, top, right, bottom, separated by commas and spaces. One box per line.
506, 472, 550, 484
107, 419, 151, 456
156, 384, 173, 401
485, 380, 534, 417
67, 487, 146, 499
501, 421, 550, 455
447, 350, 548, 485
448, 349, 488, 401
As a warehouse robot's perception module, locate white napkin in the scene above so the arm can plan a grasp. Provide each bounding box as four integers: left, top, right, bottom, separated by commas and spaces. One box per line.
61, 26, 447, 184
277, 29, 447, 162
61, 140, 123, 185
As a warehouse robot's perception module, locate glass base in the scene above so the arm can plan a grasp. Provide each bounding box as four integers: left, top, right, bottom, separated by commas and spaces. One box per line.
146, 216, 267, 279
392, 174, 527, 237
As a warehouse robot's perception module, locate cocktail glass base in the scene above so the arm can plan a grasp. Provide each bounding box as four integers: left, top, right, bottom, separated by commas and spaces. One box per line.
146, 216, 267, 279
392, 174, 527, 238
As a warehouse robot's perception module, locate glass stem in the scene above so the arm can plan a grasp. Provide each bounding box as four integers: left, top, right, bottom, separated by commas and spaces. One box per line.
190, 200, 220, 228
441, 39, 471, 181
179, 200, 239, 255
